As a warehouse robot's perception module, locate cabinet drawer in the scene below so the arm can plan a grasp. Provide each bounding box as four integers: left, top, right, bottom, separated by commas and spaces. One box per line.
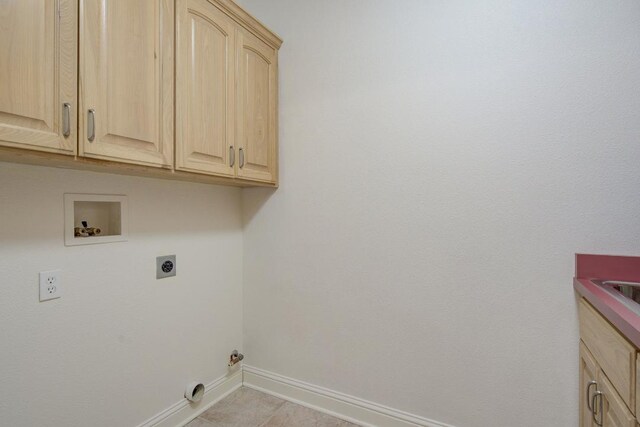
579, 299, 636, 412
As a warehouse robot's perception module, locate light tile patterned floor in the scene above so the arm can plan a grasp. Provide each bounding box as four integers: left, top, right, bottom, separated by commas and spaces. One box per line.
186, 387, 359, 427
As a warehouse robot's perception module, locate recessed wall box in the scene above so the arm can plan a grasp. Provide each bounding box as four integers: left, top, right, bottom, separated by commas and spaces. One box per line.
64, 194, 128, 246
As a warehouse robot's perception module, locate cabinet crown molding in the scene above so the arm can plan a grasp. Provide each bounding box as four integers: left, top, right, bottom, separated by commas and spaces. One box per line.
211, 0, 283, 49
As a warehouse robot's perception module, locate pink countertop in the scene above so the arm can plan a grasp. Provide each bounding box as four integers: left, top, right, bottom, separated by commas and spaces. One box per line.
574, 253, 640, 348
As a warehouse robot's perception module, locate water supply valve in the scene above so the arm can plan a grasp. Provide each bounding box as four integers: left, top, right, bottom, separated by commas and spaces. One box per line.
228, 350, 244, 367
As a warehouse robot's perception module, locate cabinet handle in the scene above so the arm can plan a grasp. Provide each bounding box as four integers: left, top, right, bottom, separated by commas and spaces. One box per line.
87, 109, 96, 142
591, 391, 603, 426
62, 103, 71, 137
586, 381, 597, 411
229, 146, 235, 167
239, 147, 245, 168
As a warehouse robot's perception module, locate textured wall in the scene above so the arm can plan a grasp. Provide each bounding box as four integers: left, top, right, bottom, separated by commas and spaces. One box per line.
0, 163, 243, 426
240, 1, 640, 426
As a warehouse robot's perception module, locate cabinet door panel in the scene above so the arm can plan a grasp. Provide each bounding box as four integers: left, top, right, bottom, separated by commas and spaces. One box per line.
581, 342, 598, 427
580, 299, 636, 410
599, 371, 635, 427
0, 0, 77, 153
80, 0, 173, 167
636, 355, 640, 422
237, 29, 277, 183
175, 0, 235, 176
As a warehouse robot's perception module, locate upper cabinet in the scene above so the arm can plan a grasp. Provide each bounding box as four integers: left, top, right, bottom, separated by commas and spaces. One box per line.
176, 0, 236, 176
0, 0, 281, 187
79, 0, 174, 168
236, 28, 278, 183
0, 0, 77, 154
176, 0, 280, 183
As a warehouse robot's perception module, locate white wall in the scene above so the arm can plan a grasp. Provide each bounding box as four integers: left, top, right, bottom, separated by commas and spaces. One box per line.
241, 1, 640, 426
0, 163, 243, 427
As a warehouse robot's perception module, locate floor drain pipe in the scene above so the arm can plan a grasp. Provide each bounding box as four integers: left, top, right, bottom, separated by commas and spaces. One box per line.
185, 382, 205, 402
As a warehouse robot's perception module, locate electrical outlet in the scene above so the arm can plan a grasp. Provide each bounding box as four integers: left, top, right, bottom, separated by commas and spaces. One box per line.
39, 270, 62, 302
156, 255, 176, 279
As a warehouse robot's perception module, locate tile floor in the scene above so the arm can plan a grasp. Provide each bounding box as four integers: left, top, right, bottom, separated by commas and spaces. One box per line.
185, 387, 360, 427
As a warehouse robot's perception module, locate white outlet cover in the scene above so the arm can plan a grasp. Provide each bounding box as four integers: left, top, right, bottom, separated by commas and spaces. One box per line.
39, 270, 62, 302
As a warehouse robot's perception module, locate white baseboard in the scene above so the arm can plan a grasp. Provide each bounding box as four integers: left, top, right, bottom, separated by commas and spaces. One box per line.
242, 365, 456, 427
136, 369, 242, 427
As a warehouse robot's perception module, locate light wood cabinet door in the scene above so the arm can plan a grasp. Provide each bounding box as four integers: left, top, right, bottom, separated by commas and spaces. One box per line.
636, 354, 640, 422
581, 342, 599, 427
79, 0, 173, 167
580, 299, 637, 411
236, 28, 278, 183
596, 371, 636, 427
0, 0, 77, 154
175, 0, 236, 176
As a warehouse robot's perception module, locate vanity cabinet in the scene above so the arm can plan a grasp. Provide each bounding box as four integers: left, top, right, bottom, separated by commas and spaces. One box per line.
0, 0, 77, 154
79, 0, 174, 167
0, 0, 281, 187
579, 299, 638, 427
